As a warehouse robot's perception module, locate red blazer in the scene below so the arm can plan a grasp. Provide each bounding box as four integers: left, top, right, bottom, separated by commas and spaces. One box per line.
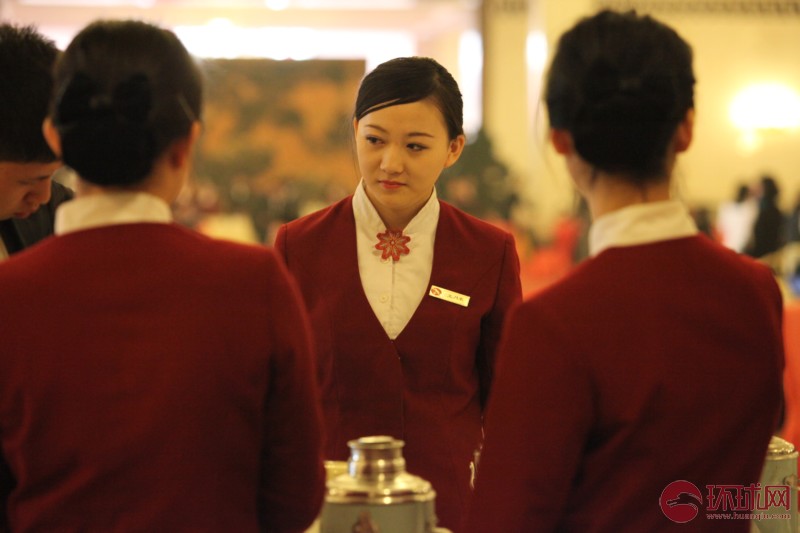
466, 235, 784, 532
275, 197, 522, 531
0, 223, 324, 533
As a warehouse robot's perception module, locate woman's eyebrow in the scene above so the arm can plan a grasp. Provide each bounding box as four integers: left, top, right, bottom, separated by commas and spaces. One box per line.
363, 124, 435, 138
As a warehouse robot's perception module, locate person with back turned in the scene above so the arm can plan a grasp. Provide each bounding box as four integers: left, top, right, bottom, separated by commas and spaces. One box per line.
466, 10, 784, 532
0, 19, 324, 532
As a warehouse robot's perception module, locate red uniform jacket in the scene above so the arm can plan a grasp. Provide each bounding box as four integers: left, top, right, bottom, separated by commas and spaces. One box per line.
466, 235, 784, 532
0, 223, 324, 533
275, 196, 521, 531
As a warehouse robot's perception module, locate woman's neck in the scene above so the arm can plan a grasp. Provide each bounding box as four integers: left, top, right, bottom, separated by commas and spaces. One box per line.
363, 185, 432, 231
376, 208, 418, 232
585, 174, 672, 219
75, 159, 182, 205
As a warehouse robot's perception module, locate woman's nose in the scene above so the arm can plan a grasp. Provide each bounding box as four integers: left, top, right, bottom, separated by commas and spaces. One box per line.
380, 145, 404, 174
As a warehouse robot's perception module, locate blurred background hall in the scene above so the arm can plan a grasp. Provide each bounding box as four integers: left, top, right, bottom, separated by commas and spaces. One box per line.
2, 0, 800, 297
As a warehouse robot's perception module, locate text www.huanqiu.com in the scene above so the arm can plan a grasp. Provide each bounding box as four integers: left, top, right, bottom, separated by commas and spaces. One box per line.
706, 513, 792, 520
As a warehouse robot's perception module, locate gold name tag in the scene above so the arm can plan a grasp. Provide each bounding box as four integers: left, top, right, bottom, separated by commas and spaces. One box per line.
429, 285, 470, 307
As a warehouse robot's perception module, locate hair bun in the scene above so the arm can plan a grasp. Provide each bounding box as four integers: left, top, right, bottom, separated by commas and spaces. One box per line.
110, 74, 152, 124
580, 60, 675, 113
56, 72, 152, 126
571, 62, 682, 177
56, 72, 156, 185
55, 72, 95, 125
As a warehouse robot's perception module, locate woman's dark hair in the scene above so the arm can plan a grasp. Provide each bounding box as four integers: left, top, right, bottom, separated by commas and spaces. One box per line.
354, 56, 463, 140
51, 20, 202, 186
545, 10, 695, 182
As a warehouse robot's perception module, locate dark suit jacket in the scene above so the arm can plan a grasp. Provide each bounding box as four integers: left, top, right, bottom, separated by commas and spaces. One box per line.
466, 235, 784, 533
0, 181, 73, 254
0, 222, 325, 532
275, 196, 522, 532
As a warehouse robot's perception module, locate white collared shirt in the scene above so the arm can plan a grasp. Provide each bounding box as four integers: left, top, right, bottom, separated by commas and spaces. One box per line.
589, 200, 698, 257
55, 191, 172, 235
353, 180, 439, 340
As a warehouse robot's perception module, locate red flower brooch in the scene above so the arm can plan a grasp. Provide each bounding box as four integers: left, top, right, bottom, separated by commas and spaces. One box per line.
375, 229, 411, 262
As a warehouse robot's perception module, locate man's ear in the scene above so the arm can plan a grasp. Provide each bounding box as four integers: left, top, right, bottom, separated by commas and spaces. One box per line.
42, 118, 62, 158
674, 109, 694, 153
550, 129, 574, 155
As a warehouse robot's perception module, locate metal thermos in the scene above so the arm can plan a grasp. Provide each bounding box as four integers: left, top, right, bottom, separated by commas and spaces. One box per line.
751, 436, 799, 533
319, 435, 451, 533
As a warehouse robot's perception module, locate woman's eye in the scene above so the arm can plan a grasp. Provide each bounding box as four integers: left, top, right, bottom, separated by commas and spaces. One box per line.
408, 143, 427, 152
365, 136, 381, 145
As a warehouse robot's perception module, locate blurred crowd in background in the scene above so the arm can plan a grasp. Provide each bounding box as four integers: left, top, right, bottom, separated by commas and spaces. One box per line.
164, 133, 800, 301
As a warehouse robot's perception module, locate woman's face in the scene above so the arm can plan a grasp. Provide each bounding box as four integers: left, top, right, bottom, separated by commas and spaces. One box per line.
354, 98, 464, 229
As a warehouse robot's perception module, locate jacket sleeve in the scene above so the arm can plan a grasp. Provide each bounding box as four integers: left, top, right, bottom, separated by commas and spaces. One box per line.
477, 232, 522, 409
259, 252, 325, 532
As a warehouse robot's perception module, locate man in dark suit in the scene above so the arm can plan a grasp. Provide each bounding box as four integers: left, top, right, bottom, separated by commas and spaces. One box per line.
0, 23, 72, 260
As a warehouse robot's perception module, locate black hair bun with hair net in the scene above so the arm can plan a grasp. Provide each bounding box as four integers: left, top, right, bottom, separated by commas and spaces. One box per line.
571, 60, 682, 179
55, 72, 157, 185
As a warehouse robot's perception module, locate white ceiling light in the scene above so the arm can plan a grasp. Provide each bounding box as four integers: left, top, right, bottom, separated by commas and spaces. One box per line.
730, 82, 800, 130
265, 0, 290, 10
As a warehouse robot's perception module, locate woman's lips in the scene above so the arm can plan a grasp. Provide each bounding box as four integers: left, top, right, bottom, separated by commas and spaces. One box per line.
380, 180, 404, 190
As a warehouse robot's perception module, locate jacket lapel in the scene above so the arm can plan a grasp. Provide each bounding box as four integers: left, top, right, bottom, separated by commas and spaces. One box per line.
396, 202, 473, 346
323, 199, 394, 343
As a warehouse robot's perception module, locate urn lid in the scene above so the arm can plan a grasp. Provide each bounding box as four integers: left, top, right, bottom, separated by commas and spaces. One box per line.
767, 436, 798, 457
325, 436, 436, 505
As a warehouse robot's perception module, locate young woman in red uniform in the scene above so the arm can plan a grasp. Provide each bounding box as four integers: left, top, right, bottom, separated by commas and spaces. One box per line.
275, 57, 522, 531
0, 20, 324, 532
466, 10, 784, 532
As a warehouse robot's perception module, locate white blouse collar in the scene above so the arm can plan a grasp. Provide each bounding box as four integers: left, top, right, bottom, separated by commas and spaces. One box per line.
589, 200, 698, 257
55, 191, 172, 236
352, 179, 439, 235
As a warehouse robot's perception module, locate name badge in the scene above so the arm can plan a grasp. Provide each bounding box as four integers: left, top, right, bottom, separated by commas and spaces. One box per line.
429, 285, 470, 307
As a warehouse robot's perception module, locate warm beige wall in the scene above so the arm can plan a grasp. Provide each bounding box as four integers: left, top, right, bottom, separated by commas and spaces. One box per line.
482, 0, 592, 237
482, 0, 534, 189
526, 0, 594, 235
482, 0, 569, 237
660, 13, 800, 211
484, 1, 800, 238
